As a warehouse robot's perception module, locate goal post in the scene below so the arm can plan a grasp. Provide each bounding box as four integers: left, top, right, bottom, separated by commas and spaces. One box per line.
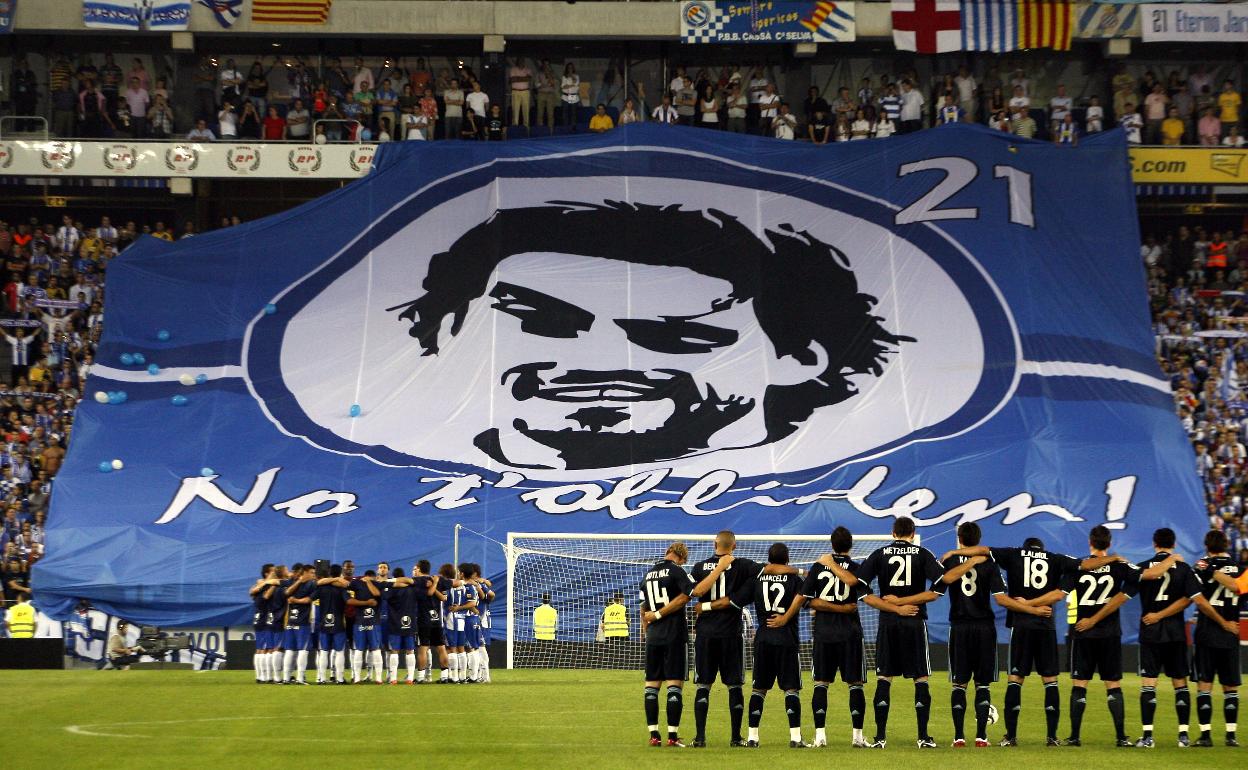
504, 531, 913, 671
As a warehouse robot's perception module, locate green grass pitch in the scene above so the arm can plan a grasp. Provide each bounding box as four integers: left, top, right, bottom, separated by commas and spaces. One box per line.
6, 669, 1241, 769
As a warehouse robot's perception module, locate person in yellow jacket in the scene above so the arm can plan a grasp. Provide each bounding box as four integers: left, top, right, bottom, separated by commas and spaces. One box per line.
533, 594, 558, 641
599, 595, 629, 641
5, 593, 36, 638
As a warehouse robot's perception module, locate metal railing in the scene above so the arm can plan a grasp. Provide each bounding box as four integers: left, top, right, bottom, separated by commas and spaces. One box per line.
0, 116, 49, 141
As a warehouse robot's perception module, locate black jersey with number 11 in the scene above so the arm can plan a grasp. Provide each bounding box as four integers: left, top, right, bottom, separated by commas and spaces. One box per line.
690, 555, 765, 638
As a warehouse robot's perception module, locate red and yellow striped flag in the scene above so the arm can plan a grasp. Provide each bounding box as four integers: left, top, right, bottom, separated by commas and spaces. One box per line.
252, 0, 332, 24
1017, 0, 1072, 51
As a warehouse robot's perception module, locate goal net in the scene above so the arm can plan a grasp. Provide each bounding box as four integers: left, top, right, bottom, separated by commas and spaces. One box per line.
505, 532, 909, 672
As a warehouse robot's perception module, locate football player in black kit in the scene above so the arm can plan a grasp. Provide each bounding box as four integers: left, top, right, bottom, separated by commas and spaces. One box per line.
689, 530, 797, 748
743, 542, 809, 748
933, 523, 1052, 747
946, 534, 1115, 746
1133, 527, 1202, 747
827, 516, 950, 749
639, 541, 732, 747
808, 526, 925, 747
1061, 525, 1140, 747
1191, 528, 1245, 747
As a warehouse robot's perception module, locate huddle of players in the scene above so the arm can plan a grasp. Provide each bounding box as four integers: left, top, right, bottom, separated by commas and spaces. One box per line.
248, 558, 495, 686
639, 518, 1245, 750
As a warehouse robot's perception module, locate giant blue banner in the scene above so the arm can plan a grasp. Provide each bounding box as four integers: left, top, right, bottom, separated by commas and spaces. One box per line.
36, 124, 1204, 642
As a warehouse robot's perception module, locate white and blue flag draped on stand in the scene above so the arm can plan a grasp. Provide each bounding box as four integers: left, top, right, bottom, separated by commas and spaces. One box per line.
35, 124, 1204, 644
960, 0, 1018, 52
83, 0, 189, 30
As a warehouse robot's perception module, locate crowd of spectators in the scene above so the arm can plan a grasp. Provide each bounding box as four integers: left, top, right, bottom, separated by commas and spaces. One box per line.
0, 212, 218, 616
1148, 225, 1248, 567
8, 53, 1243, 146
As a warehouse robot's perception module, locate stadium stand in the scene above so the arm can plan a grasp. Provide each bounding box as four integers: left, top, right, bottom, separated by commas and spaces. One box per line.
4, 51, 1244, 144
0, 213, 252, 624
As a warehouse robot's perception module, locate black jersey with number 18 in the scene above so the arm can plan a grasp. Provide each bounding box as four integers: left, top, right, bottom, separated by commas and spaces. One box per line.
990, 547, 1077, 630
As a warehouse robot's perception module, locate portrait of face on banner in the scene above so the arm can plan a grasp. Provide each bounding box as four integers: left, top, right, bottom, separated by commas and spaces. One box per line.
260, 173, 1000, 483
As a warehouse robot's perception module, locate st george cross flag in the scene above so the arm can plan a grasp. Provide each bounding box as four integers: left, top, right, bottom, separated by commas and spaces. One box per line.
892, 0, 962, 53
252, 0, 331, 23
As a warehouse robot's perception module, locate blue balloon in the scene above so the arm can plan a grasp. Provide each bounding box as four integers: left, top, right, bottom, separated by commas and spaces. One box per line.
157, 329, 171, 341
98, 461, 113, 473
264, 303, 277, 315
195, 373, 208, 385
147, 363, 160, 375
134, 353, 146, 365
107, 391, 121, 404
349, 403, 362, 417
120, 353, 135, 366
116, 391, 128, 403
199, 467, 215, 477
171, 395, 188, 406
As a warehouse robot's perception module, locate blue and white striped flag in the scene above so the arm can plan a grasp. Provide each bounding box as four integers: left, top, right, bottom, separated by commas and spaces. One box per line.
83, 0, 189, 30
960, 0, 1019, 52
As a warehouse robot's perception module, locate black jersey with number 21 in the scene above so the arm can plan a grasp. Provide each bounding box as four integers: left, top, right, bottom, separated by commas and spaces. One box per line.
856, 540, 944, 622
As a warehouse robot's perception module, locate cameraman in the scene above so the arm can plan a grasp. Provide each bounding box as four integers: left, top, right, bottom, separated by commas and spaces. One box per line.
107, 621, 142, 670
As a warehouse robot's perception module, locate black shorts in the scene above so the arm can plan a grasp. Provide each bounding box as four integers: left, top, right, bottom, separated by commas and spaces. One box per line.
645, 638, 688, 682
1194, 644, 1243, 686
949, 622, 998, 684
1008, 626, 1060, 678
752, 641, 801, 691
875, 620, 931, 679
1138, 640, 1190, 680
1069, 635, 1123, 682
694, 634, 744, 687
812, 637, 866, 684
418, 623, 446, 648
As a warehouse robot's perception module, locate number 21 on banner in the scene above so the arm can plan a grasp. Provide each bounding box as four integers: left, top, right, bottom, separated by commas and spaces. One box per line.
896, 157, 1035, 228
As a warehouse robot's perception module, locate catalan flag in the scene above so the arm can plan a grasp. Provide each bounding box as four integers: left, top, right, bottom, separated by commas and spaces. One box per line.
252, 0, 331, 24
799, 1, 855, 43
960, 0, 1071, 52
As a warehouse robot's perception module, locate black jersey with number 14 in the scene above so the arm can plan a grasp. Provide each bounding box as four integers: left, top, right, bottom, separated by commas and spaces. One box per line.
640, 558, 695, 645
